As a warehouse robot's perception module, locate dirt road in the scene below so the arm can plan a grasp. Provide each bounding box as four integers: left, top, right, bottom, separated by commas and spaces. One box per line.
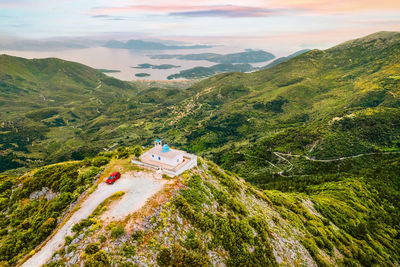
22, 171, 165, 267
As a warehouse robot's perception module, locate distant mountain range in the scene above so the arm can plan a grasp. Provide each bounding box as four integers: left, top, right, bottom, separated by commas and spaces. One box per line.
132, 63, 181, 70
103, 40, 212, 50
0, 38, 93, 51
167, 63, 253, 79
150, 49, 275, 63
165, 50, 309, 79
0, 37, 212, 51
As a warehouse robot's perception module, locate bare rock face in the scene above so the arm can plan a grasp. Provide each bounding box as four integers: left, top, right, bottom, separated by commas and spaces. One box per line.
29, 187, 58, 201
65, 251, 75, 259
69, 254, 80, 265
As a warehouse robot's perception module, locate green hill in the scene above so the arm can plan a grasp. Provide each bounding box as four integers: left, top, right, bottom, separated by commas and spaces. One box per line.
259, 49, 310, 69
0, 55, 192, 173
0, 55, 141, 172
160, 31, 400, 165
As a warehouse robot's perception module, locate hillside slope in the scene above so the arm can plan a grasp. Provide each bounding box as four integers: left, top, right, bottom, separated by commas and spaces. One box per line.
159, 31, 400, 166
0, 56, 194, 173
2, 32, 400, 176
32, 156, 399, 266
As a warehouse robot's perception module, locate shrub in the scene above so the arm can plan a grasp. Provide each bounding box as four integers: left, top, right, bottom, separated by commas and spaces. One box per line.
98, 235, 106, 243
132, 230, 144, 243
162, 174, 173, 179
72, 219, 96, 233
110, 225, 125, 239
184, 230, 201, 250
38, 218, 57, 239
117, 147, 129, 159
85, 243, 100, 255
131, 146, 142, 158
98, 151, 114, 159
67, 244, 77, 253
0, 197, 9, 212
82, 157, 92, 167
122, 243, 136, 257
91, 156, 110, 167
227, 197, 248, 216
157, 248, 172, 267
0, 229, 8, 236
84, 250, 110, 267
77, 166, 100, 185
64, 236, 73, 246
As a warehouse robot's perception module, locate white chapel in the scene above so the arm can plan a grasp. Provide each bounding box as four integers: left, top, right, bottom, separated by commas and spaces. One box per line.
133, 139, 197, 176
145, 139, 183, 167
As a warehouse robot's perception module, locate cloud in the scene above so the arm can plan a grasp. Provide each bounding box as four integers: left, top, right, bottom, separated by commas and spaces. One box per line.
89, 4, 290, 18
270, 0, 400, 13
169, 6, 277, 18
92, 14, 109, 18
91, 14, 126, 21
0, 0, 39, 8
89, 1, 400, 18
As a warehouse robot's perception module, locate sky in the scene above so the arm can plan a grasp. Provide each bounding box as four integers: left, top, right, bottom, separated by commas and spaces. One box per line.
0, 0, 400, 50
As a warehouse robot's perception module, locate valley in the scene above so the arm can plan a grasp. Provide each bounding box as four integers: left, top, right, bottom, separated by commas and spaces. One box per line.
0, 31, 400, 266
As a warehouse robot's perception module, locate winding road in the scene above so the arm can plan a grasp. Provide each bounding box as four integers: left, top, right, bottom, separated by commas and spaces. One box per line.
236, 150, 400, 177
22, 171, 165, 267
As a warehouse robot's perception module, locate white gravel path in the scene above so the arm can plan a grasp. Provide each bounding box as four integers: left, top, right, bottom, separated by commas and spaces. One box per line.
22, 171, 165, 267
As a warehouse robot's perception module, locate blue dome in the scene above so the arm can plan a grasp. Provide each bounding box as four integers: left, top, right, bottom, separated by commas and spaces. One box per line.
162, 144, 170, 153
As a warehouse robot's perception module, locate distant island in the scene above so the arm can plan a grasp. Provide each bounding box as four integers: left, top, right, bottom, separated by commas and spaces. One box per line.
96, 69, 121, 73
150, 49, 275, 64
103, 40, 212, 50
135, 73, 151, 77
132, 63, 181, 70
167, 63, 253, 79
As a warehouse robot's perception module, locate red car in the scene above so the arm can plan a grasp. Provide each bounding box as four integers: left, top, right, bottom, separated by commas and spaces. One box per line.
106, 172, 121, 184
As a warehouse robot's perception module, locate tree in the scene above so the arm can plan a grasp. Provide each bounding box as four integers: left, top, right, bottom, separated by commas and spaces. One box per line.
131, 146, 142, 158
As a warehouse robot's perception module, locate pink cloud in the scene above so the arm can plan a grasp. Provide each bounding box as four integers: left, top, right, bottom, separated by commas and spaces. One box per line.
90, 0, 400, 17
89, 4, 296, 17
270, 0, 400, 13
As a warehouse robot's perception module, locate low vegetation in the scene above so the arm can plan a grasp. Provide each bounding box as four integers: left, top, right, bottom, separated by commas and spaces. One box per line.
0, 163, 101, 265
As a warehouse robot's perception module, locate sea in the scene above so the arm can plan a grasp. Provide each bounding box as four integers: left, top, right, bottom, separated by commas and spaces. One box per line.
0, 46, 276, 81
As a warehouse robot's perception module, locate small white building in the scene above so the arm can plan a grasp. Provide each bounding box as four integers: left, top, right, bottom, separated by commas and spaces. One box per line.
132, 139, 197, 176
146, 139, 183, 167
